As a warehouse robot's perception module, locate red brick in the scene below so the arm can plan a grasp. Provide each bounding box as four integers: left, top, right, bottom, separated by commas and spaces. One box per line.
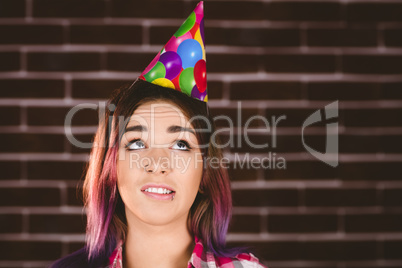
0, 25, 63, 44
383, 82, 402, 99
265, 54, 336, 73
27, 161, 86, 180
72, 79, 130, 99
383, 189, 402, 207
209, 107, 261, 128
207, 81, 223, 100
0, 214, 22, 233
0, 161, 21, 180
33, 0, 105, 18
339, 135, 379, 153
347, 3, 402, 22
379, 135, 402, 153
227, 164, 259, 181
110, 0, 185, 18
384, 240, 402, 259
30, 214, 86, 233
228, 134, 304, 154
229, 215, 260, 233
208, 54, 261, 73
230, 240, 377, 261
267, 2, 341, 21
67, 186, 84, 206
27, 107, 98, 126
0, 0, 25, 17
0, 79, 64, 98
0, 188, 60, 206
343, 55, 402, 74
280, 134, 326, 153
232, 189, 299, 207
272, 134, 330, 154
268, 214, 338, 233
230, 81, 302, 100
264, 108, 322, 127
305, 188, 377, 207
0, 134, 64, 153
152, 26, 268, 49
70, 25, 142, 44
384, 29, 402, 47
212, 133, 235, 149
301, 241, 376, 261
265, 160, 338, 180
27, 52, 101, 72
227, 241, 299, 260
107, 52, 156, 72
284, 134, 340, 152
343, 108, 402, 127
0, 107, 20, 125
0, 52, 20, 71
69, 134, 94, 154
149, 26, 176, 45
0, 241, 61, 260
307, 29, 377, 47
67, 242, 85, 254
207, 2, 264, 20
345, 213, 402, 233
343, 162, 402, 182
207, 28, 300, 47
307, 82, 380, 100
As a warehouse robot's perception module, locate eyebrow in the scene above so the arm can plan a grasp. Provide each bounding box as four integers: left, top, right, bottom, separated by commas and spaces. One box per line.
125, 125, 195, 135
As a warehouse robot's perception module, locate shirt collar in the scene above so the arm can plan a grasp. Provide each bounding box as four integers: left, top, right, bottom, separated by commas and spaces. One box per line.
108, 237, 266, 268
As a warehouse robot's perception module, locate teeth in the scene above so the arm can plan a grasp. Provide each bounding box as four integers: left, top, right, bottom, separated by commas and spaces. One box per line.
144, 187, 173, 194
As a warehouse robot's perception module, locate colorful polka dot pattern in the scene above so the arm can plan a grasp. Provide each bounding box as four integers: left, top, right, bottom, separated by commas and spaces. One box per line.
139, 1, 207, 102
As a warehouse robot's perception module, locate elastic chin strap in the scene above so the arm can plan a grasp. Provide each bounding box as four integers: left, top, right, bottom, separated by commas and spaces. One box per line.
129, 77, 139, 89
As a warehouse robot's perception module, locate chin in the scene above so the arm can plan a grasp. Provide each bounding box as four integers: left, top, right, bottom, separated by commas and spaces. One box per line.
130, 205, 183, 225
139, 211, 184, 226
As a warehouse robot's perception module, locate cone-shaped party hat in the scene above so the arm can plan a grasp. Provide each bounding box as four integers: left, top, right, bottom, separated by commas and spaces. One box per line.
139, 1, 207, 102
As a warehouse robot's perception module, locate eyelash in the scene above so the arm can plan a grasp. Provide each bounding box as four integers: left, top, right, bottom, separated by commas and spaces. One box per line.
125, 139, 192, 151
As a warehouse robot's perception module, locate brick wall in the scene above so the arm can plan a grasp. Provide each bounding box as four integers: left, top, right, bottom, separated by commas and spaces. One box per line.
1, 0, 402, 267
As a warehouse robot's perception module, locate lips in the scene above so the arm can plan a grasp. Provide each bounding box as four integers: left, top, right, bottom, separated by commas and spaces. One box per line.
140, 184, 176, 201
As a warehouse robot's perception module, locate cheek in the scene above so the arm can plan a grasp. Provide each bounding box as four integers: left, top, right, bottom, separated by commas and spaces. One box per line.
116, 152, 142, 202
186, 152, 203, 190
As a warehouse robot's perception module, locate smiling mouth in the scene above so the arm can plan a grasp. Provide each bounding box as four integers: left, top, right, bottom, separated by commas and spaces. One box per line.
142, 187, 175, 195
141, 187, 176, 201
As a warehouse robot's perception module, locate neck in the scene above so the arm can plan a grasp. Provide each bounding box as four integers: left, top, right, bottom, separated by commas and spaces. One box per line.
123, 212, 195, 268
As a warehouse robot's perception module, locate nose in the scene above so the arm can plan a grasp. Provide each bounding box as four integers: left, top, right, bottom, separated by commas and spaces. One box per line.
143, 148, 172, 175
144, 163, 170, 174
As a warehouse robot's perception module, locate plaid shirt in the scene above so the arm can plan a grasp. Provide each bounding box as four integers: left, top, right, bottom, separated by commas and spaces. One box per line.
109, 237, 267, 268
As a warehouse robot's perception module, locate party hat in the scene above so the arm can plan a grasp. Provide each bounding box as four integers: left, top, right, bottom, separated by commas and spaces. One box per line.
139, 1, 207, 102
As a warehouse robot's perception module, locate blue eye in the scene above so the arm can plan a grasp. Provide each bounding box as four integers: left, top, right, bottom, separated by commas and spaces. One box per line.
172, 140, 191, 151
127, 139, 146, 150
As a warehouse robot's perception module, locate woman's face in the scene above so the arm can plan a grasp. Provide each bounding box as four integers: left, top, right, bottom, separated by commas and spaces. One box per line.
117, 101, 203, 227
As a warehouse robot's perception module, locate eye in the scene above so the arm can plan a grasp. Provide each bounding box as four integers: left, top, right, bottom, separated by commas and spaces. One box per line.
126, 139, 146, 150
171, 140, 191, 151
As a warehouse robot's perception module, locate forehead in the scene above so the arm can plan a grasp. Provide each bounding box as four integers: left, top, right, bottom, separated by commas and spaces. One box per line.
128, 101, 190, 126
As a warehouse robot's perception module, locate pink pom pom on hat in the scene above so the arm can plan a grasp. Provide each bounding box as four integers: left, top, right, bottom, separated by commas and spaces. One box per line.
139, 1, 207, 102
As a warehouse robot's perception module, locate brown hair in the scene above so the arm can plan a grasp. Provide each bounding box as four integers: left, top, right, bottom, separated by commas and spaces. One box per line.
83, 79, 237, 260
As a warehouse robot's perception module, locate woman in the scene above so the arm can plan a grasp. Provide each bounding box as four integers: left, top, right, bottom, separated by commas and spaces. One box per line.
50, 80, 266, 268
51, 2, 266, 267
